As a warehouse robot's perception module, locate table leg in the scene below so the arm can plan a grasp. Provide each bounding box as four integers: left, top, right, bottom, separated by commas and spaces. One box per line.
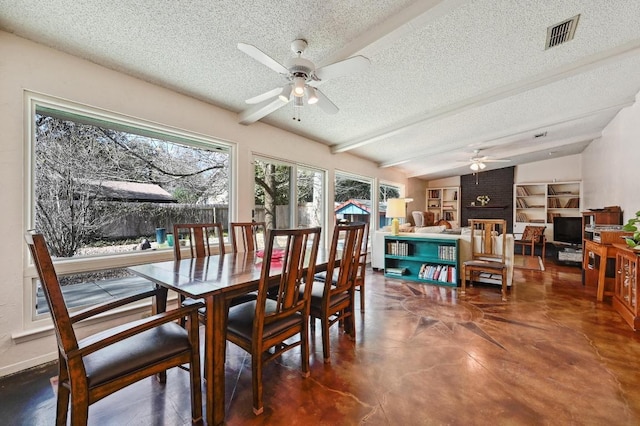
205, 295, 229, 425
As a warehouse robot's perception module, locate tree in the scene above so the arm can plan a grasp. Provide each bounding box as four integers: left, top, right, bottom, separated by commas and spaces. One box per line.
34, 113, 229, 257
254, 160, 290, 229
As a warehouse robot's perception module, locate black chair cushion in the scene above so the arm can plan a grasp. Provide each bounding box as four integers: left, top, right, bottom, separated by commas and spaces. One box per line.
80, 321, 191, 388
183, 293, 258, 316
313, 268, 339, 284
302, 282, 350, 309
227, 299, 303, 341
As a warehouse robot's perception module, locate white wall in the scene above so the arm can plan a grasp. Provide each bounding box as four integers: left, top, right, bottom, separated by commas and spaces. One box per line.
514, 155, 581, 184
0, 31, 406, 376
582, 95, 640, 221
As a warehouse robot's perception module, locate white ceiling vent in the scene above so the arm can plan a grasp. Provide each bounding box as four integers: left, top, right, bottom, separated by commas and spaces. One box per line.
545, 14, 580, 49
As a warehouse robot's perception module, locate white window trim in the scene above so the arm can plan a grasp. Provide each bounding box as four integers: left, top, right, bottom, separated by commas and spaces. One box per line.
23, 91, 235, 329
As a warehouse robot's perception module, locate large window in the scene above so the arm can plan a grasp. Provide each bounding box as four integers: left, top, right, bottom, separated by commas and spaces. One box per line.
334, 172, 373, 226
29, 97, 232, 316
379, 182, 402, 228
253, 157, 325, 230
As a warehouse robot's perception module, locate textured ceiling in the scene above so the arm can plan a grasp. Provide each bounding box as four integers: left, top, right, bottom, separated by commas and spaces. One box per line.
2, 0, 640, 180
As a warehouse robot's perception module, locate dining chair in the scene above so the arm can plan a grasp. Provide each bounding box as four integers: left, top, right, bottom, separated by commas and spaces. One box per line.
174, 223, 255, 323
230, 221, 267, 253
354, 222, 370, 312
173, 222, 225, 260
460, 219, 509, 301
514, 225, 546, 258
24, 230, 203, 425
313, 222, 369, 312
225, 226, 321, 415
308, 222, 365, 362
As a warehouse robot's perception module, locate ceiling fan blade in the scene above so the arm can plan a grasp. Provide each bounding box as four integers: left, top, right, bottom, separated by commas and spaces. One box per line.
245, 87, 284, 104
314, 55, 370, 81
237, 42, 289, 75
238, 96, 290, 125
315, 89, 339, 114
483, 159, 511, 162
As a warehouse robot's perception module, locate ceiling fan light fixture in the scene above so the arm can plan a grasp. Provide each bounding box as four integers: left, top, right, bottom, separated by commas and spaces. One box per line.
470, 162, 480, 171
293, 77, 306, 97
279, 84, 292, 102
479, 162, 486, 170
306, 86, 318, 104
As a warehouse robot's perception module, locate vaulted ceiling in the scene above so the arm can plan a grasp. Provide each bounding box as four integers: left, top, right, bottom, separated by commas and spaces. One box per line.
2, 0, 640, 180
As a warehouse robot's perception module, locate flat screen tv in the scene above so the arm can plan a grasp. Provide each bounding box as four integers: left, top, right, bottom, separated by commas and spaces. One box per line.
553, 216, 582, 246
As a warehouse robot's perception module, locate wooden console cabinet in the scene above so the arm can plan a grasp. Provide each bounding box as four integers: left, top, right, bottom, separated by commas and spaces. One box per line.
613, 244, 640, 330
581, 208, 624, 299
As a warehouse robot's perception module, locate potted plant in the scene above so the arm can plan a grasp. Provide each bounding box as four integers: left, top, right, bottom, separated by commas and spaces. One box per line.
622, 210, 640, 249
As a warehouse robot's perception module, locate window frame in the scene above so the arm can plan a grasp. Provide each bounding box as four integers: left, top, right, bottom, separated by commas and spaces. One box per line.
24, 92, 236, 324
252, 154, 327, 235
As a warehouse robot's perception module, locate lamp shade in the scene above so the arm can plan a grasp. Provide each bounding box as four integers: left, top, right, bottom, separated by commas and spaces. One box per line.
386, 198, 405, 236
386, 198, 406, 218
279, 84, 292, 102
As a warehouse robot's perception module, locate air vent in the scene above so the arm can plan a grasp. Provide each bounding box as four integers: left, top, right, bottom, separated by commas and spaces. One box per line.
545, 14, 580, 49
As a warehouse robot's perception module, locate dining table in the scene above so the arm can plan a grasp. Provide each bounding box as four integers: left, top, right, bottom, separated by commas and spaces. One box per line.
129, 248, 331, 425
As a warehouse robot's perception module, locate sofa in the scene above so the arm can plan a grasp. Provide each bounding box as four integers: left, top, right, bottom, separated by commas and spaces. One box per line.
372, 226, 515, 287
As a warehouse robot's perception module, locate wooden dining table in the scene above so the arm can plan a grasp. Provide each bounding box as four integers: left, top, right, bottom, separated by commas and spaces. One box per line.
129, 248, 331, 425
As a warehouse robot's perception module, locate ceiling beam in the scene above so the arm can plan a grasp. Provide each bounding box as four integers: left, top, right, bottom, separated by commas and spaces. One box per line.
378, 99, 634, 168
332, 38, 640, 154
317, 0, 467, 68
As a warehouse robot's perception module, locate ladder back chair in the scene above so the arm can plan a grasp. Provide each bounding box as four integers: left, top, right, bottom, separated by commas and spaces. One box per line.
514, 225, 546, 258
173, 223, 255, 325
225, 226, 321, 415
230, 221, 267, 253
24, 230, 203, 425
461, 219, 509, 301
173, 222, 225, 260
308, 222, 365, 362
354, 221, 370, 312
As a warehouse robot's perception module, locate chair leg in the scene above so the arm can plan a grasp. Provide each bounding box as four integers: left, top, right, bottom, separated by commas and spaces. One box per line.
460, 264, 466, 295
55, 359, 70, 426
501, 269, 508, 302
69, 381, 89, 426
252, 350, 264, 415
321, 316, 331, 363
359, 283, 365, 313
301, 317, 310, 378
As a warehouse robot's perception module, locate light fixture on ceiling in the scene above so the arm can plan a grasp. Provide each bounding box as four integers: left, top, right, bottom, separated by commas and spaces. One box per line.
306, 86, 318, 104
470, 161, 486, 171
293, 76, 306, 97
279, 84, 292, 102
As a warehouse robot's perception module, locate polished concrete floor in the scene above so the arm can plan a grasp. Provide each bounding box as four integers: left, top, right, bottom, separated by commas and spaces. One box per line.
2, 260, 640, 425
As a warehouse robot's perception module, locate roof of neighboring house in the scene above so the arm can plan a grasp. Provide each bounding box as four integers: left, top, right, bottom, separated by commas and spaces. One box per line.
82, 180, 177, 203
334, 199, 370, 215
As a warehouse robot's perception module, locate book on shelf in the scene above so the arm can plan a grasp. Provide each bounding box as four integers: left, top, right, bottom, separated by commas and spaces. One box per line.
386, 267, 407, 276
386, 241, 410, 256
438, 265, 448, 282
565, 197, 580, 208
516, 212, 528, 222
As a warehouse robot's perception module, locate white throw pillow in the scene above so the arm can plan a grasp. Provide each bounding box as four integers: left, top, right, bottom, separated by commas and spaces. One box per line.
415, 225, 446, 234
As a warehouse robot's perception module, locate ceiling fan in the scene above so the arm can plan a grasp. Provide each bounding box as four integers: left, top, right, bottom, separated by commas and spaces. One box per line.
460, 149, 511, 171
237, 39, 370, 124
